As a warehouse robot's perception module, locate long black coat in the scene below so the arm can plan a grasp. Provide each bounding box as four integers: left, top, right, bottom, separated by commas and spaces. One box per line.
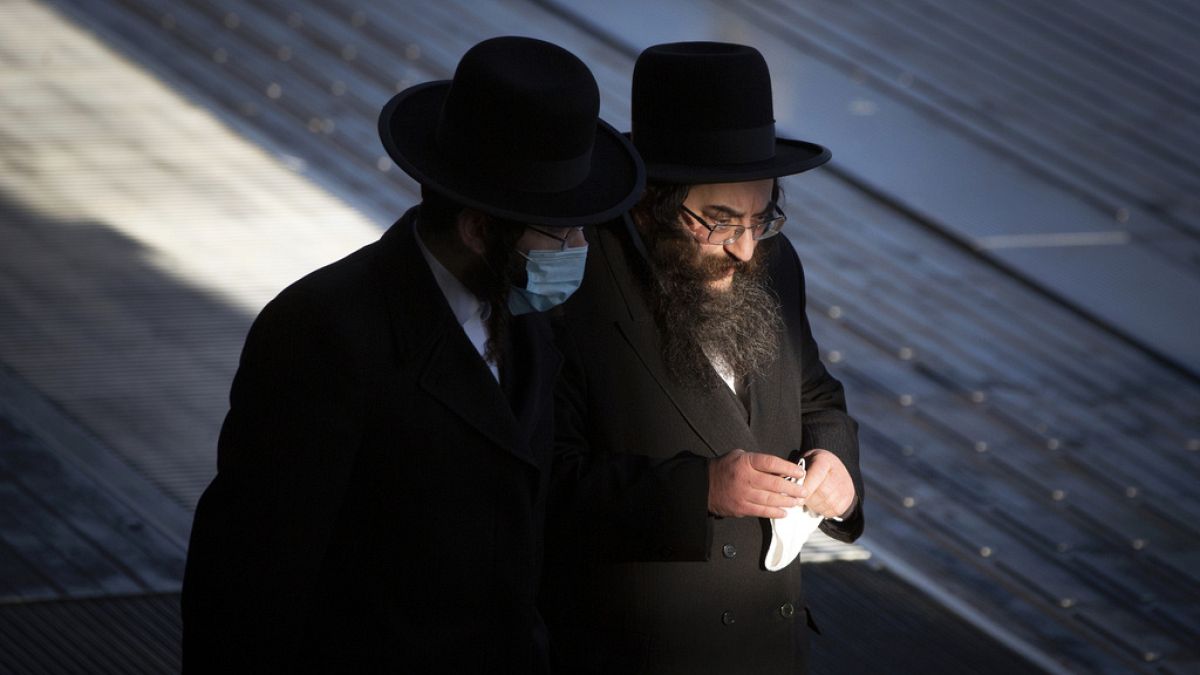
543, 217, 864, 674
182, 208, 560, 673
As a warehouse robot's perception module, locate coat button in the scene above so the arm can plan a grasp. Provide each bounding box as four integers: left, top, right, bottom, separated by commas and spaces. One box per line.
722, 543, 737, 559
779, 602, 796, 618
721, 611, 736, 626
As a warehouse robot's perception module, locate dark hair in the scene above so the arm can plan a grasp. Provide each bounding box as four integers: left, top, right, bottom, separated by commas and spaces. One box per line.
631, 180, 783, 233
419, 184, 466, 235
417, 184, 526, 367
630, 182, 690, 231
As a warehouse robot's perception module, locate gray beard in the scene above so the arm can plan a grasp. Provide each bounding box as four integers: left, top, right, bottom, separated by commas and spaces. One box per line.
641, 226, 784, 389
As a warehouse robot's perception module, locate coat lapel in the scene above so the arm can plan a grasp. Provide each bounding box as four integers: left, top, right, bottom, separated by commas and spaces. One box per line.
745, 353, 795, 459
373, 209, 534, 468
502, 313, 562, 454
748, 240, 810, 460
599, 221, 759, 457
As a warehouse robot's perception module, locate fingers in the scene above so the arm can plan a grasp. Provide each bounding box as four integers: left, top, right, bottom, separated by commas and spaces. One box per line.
748, 472, 806, 500
711, 449, 851, 519
744, 505, 789, 519
800, 449, 856, 518
746, 452, 806, 480
797, 460, 830, 499
733, 489, 798, 519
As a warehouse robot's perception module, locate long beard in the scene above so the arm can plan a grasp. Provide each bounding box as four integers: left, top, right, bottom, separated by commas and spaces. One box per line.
641, 224, 784, 389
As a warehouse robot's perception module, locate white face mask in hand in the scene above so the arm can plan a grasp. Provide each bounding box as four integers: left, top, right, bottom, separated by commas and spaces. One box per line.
765, 457, 826, 572
508, 246, 588, 315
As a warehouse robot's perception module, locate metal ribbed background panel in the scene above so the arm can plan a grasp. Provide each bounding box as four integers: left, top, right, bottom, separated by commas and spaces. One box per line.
0, 0, 383, 510
0, 594, 181, 674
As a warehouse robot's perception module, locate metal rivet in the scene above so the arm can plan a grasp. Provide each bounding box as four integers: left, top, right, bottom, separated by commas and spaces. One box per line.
1059, 597, 1075, 608
902, 497, 916, 508
898, 347, 914, 360
827, 305, 843, 319
970, 391, 986, 403
979, 546, 992, 558
1143, 652, 1159, 662
1046, 438, 1061, 450
1131, 539, 1146, 550
376, 156, 392, 172
1125, 486, 1139, 498
1051, 490, 1066, 501
827, 350, 842, 364
899, 394, 914, 407
974, 441, 988, 453
1187, 439, 1200, 452
265, 83, 282, 99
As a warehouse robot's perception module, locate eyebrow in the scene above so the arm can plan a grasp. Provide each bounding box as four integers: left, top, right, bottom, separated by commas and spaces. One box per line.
701, 203, 777, 218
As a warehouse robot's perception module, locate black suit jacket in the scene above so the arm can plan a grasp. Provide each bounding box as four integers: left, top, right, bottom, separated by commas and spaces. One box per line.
182, 208, 560, 673
543, 217, 863, 674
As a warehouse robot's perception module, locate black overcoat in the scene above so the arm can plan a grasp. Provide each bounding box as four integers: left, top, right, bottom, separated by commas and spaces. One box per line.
182, 208, 560, 673
542, 217, 864, 674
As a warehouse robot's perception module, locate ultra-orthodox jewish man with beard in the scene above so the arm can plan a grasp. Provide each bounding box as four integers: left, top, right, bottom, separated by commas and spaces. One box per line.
542, 42, 864, 675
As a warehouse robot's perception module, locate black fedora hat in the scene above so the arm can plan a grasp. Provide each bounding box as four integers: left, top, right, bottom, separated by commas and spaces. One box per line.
631, 42, 830, 184
379, 36, 644, 227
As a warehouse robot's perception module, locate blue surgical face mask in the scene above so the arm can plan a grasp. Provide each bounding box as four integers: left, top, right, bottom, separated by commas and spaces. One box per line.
507, 245, 588, 315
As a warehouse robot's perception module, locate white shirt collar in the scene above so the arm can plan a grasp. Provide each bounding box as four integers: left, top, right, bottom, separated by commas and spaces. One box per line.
414, 221, 498, 381
414, 222, 490, 328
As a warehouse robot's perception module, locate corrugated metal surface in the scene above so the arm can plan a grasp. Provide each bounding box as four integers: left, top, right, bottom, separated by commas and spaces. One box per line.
0, 593, 180, 674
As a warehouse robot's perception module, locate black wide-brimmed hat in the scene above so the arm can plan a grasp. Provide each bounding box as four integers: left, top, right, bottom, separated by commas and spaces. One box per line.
379, 36, 644, 227
631, 42, 830, 184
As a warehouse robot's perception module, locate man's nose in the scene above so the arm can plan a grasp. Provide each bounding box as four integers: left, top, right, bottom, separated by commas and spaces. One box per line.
724, 232, 757, 262
568, 226, 588, 249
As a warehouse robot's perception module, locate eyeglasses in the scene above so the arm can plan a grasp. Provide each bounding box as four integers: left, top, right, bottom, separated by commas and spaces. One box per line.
680, 205, 787, 245
526, 225, 586, 251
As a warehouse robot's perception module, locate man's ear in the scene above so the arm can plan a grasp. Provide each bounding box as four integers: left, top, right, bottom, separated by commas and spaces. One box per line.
456, 209, 490, 256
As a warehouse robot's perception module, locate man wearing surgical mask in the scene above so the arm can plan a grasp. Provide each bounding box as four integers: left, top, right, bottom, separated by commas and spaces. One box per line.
413, 185, 590, 383
182, 37, 643, 673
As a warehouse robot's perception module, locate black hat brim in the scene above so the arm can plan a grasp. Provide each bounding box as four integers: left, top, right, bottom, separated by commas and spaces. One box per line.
640, 138, 830, 184
380, 82, 645, 227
